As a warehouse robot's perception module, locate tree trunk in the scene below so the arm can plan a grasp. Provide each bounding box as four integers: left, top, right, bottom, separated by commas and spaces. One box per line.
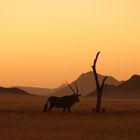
92, 52, 108, 113
96, 90, 102, 113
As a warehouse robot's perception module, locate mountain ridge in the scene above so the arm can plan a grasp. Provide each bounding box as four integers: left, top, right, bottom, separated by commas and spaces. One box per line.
0, 87, 29, 95
88, 74, 140, 99
13, 84, 66, 96
51, 71, 121, 96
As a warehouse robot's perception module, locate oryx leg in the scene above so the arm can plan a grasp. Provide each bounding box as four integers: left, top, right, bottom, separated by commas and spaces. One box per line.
63, 108, 66, 112
48, 104, 54, 112
43, 103, 48, 112
68, 108, 71, 112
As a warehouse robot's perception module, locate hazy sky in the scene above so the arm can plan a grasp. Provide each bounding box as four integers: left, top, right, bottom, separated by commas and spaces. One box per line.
0, 0, 140, 88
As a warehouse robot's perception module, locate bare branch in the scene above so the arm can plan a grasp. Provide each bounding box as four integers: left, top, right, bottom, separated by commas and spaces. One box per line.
101, 76, 108, 93
91, 51, 100, 90
93, 51, 100, 68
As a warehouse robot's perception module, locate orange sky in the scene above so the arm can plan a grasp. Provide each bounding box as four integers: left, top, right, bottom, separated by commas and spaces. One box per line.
0, 0, 140, 88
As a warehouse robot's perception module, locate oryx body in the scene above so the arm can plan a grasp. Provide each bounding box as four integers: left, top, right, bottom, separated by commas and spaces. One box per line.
43, 82, 81, 112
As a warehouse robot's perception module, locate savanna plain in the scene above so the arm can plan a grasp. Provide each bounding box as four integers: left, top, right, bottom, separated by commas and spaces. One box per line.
0, 94, 140, 140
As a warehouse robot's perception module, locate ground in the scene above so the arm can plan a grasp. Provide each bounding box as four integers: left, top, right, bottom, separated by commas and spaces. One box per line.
0, 94, 140, 140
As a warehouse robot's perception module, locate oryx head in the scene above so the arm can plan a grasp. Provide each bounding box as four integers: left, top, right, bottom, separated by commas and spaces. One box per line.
66, 81, 81, 102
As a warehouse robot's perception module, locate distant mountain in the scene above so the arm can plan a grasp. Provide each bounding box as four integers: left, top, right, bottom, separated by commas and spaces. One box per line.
0, 87, 29, 95
51, 71, 121, 96
88, 74, 140, 99
14, 84, 66, 96
118, 74, 140, 91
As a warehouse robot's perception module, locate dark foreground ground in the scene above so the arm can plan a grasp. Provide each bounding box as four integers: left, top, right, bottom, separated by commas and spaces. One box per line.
0, 94, 140, 140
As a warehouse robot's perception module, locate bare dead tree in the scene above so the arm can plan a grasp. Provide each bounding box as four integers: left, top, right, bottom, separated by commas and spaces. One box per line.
91, 52, 108, 113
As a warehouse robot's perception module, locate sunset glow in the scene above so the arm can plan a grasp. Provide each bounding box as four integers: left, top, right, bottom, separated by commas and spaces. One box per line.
0, 0, 140, 87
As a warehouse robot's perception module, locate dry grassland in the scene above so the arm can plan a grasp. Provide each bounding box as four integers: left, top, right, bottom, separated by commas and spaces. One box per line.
0, 94, 140, 140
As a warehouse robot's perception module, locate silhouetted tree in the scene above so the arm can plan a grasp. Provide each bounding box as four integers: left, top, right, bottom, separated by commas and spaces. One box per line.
92, 52, 108, 113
